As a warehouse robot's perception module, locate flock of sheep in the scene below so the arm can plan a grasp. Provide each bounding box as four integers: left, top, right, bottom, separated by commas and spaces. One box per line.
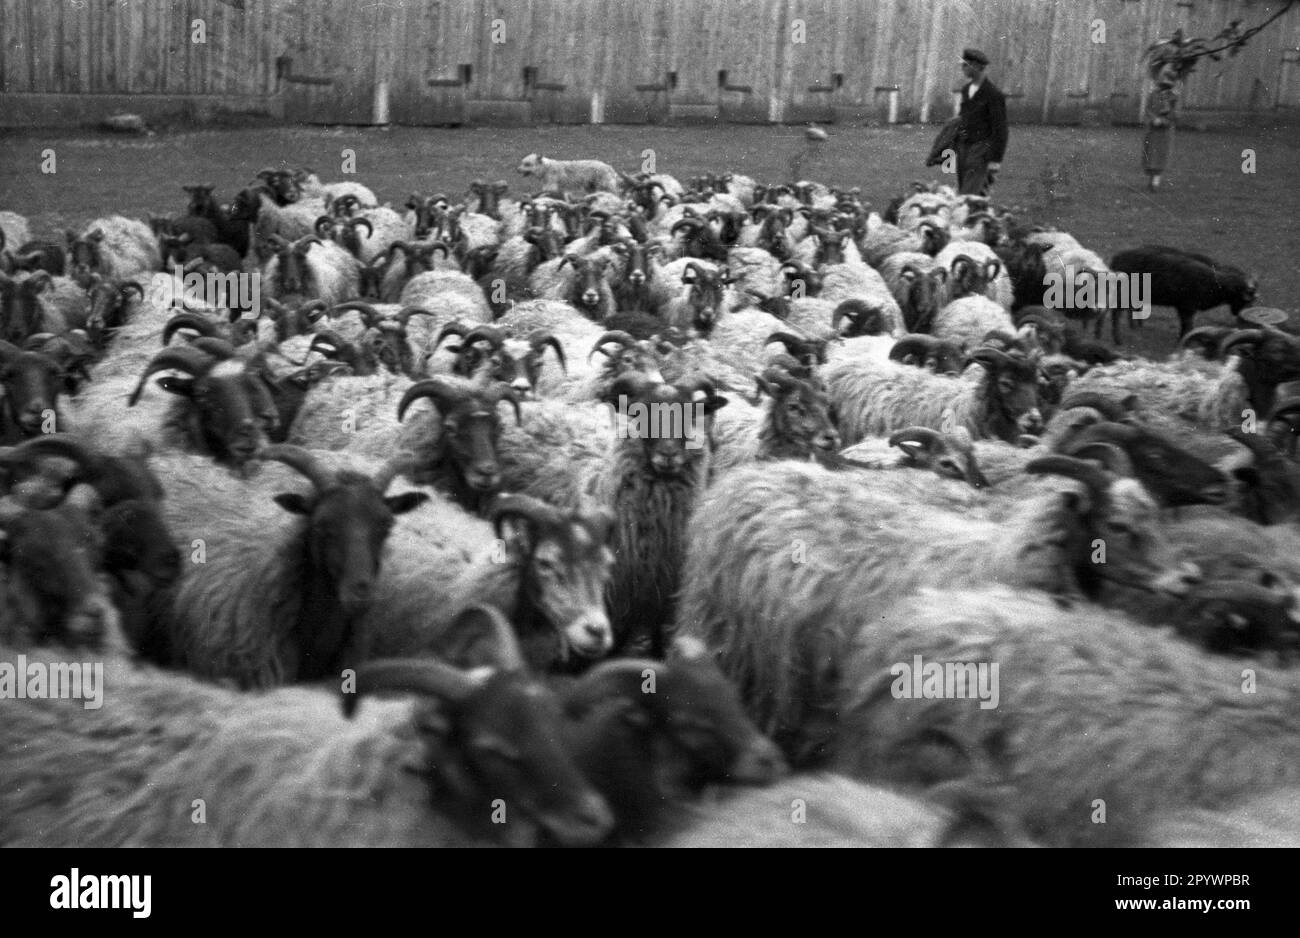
1, 145, 1298, 848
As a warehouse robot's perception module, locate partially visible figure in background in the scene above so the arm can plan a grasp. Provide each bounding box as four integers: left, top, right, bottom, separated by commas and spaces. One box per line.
954, 48, 1009, 196
1143, 63, 1179, 192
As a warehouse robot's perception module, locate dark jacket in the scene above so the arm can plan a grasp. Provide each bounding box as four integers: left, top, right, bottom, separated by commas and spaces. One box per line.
957, 79, 1009, 163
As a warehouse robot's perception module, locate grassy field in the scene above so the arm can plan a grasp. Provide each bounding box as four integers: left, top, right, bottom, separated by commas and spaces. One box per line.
1, 120, 1295, 358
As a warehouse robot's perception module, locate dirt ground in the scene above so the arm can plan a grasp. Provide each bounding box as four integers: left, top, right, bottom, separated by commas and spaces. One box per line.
1, 120, 1295, 359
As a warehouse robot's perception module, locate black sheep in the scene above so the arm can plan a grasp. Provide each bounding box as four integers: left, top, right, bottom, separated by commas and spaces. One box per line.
1109, 245, 1257, 341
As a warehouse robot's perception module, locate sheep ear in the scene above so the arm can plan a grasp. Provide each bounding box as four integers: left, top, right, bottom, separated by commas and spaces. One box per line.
154, 376, 195, 397
384, 492, 429, 515
704, 394, 729, 414
273, 492, 313, 515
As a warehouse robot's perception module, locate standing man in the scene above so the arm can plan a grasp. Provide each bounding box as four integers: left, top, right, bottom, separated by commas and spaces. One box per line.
955, 48, 1009, 196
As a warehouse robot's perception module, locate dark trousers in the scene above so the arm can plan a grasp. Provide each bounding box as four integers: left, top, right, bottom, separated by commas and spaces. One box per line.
957, 141, 993, 195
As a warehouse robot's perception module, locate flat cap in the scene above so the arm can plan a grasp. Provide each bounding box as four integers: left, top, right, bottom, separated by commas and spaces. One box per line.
961, 48, 990, 67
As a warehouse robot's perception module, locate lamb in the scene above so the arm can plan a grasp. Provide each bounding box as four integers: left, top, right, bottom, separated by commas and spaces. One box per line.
826, 347, 1044, 446
139, 446, 426, 688
66, 217, 161, 281
676, 454, 1199, 762
0, 618, 613, 847
1108, 244, 1258, 342
517, 153, 620, 196
833, 585, 1300, 846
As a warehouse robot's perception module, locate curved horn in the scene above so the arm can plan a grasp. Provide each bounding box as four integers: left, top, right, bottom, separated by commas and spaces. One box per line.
395, 306, 438, 329
128, 346, 214, 406
397, 377, 470, 422
162, 312, 222, 346
342, 658, 485, 717
888, 335, 938, 364
349, 217, 374, 239
1065, 440, 1135, 478
588, 330, 639, 361
256, 443, 336, 491
1057, 391, 1132, 422
529, 331, 568, 374
489, 493, 565, 540
888, 426, 945, 453
1178, 325, 1232, 357
435, 321, 471, 350
1218, 329, 1265, 359
1024, 454, 1109, 495
314, 215, 335, 238
967, 347, 1015, 371
329, 300, 382, 330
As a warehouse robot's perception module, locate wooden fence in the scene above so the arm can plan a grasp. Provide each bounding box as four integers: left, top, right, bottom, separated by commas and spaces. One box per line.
2, 0, 1298, 126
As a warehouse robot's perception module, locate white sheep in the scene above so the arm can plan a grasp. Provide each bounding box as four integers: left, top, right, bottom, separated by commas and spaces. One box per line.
834, 586, 1300, 846
676, 455, 1197, 763
932, 294, 1015, 349
71, 217, 161, 281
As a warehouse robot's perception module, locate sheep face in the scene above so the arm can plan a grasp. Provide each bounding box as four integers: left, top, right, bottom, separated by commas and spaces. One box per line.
757, 370, 840, 459
561, 255, 609, 317
154, 360, 279, 467
494, 503, 617, 661
833, 299, 888, 338
100, 499, 182, 588
86, 279, 143, 347
0, 503, 117, 648
398, 380, 523, 506
813, 229, 849, 266
440, 668, 614, 846
971, 350, 1044, 440
65, 230, 106, 278
609, 378, 727, 478
680, 263, 733, 336
0, 273, 52, 346
0, 349, 62, 440
889, 427, 989, 488
899, 267, 948, 333
1028, 457, 1199, 598
268, 237, 324, 297
275, 475, 427, 615
1067, 423, 1231, 508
